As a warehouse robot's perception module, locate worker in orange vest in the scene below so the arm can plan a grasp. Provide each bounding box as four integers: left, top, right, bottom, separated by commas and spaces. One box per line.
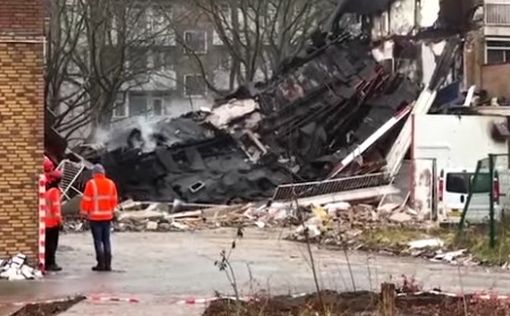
45, 172, 63, 272
80, 164, 118, 272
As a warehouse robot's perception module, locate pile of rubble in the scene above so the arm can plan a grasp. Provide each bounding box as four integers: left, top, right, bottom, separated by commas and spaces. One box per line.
286, 202, 424, 243
74, 30, 418, 204
0, 254, 43, 281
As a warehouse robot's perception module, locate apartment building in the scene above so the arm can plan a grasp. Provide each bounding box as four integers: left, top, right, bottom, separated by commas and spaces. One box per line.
111, 2, 234, 124
465, 0, 510, 98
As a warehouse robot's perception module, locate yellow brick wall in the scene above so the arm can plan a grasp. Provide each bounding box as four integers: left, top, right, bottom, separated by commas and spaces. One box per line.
0, 39, 44, 261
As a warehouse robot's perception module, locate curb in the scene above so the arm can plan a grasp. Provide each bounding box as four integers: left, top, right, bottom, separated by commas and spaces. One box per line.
0, 297, 82, 307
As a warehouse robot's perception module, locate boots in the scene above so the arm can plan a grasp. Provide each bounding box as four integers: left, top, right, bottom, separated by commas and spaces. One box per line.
104, 253, 112, 272
46, 264, 62, 272
92, 253, 106, 271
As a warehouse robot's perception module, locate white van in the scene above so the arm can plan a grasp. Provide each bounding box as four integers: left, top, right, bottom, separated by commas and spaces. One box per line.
438, 168, 501, 223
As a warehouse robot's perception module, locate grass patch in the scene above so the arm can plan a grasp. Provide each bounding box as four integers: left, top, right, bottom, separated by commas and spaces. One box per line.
455, 224, 510, 265
359, 226, 455, 252
358, 223, 510, 266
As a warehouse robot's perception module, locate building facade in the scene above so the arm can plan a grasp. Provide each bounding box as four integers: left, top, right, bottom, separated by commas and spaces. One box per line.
465, 0, 510, 99
0, 0, 45, 261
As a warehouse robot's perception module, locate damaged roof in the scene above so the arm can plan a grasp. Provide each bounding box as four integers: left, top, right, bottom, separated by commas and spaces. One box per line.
79, 30, 419, 203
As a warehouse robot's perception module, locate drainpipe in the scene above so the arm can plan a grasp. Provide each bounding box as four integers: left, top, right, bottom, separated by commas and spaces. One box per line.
414, 0, 421, 34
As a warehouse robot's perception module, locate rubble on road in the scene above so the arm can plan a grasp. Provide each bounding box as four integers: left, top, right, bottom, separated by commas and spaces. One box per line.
0, 254, 43, 281
62, 197, 484, 268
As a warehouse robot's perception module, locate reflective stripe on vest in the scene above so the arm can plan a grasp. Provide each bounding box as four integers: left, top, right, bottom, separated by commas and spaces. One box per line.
90, 179, 115, 217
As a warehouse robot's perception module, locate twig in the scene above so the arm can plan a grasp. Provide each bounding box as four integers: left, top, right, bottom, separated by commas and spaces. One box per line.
343, 246, 356, 291
292, 195, 326, 315
367, 255, 373, 291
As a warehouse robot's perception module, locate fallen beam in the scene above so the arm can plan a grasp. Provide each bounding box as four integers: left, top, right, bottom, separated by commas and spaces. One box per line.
328, 105, 412, 178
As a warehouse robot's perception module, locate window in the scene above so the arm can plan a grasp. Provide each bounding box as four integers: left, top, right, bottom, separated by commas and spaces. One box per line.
151, 6, 176, 46
486, 40, 510, 64
152, 98, 163, 116
218, 55, 231, 70
184, 75, 206, 97
128, 48, 149, 70
132, 7, 150, 38
129, 92, 148, 116
485, 3, 510, 25
183, 31, 207, 54
113, 94, 127, 118
153, 51, 173, 69
446, 173, 492, 194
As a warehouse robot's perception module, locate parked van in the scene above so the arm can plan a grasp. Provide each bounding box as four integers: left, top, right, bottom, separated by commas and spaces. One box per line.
438, 168, 501, 223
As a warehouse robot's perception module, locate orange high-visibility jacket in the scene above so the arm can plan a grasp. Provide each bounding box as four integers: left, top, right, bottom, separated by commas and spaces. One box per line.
80, 174, 118, 221
45, 188, 62, 228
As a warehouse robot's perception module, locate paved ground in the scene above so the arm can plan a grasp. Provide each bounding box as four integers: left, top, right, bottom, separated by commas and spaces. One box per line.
2, 228, 510, 315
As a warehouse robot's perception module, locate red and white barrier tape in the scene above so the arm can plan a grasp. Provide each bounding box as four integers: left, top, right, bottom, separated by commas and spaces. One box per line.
4, 291, 510, 308
38, 174, 46, 273
87, 295, 140, 303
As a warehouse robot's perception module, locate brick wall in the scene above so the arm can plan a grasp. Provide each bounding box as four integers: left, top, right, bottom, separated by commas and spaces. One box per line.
0, 0, 44, 262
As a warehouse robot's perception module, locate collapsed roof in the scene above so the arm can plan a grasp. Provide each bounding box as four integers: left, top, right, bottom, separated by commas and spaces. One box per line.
79, 31, 419, 203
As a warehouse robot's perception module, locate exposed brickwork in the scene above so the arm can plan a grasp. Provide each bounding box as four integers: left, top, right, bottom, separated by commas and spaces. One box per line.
0, 0, 44, 262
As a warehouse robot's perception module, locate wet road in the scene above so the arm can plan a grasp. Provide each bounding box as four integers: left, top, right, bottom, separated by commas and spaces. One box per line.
1, 228, 510, 307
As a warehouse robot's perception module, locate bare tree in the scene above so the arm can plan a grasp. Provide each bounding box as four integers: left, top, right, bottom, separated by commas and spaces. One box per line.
169, 0, 334, 93
45, 0, 174, 141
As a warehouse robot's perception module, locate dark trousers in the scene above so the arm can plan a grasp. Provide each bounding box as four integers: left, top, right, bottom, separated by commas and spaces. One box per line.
45, 227, 59, 266
90, 220, 112, 265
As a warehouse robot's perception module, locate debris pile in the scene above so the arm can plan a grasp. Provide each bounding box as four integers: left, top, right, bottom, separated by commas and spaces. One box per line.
110, 200, 256, 232
78, 32, 419, 204
0, 254, 43, 281
286, 202, 424, 245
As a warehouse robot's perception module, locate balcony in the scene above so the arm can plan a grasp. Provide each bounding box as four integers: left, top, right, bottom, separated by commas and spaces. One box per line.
484, 0, 510, 36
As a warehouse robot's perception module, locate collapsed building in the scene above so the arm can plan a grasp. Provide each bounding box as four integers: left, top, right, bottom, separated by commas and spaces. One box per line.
70, 31, 419, 204
50, 0, 482, 208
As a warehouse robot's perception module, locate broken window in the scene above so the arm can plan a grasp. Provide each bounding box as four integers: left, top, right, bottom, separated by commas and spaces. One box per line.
184, 74, 206, 97
183, 30, 207, 54
486, 40, 510, 64
129, 92, 148, 116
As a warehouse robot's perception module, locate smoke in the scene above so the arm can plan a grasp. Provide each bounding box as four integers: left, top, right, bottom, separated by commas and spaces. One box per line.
134, 116, 158, 153
92, 116, 161, 153
93, 127, 110, 146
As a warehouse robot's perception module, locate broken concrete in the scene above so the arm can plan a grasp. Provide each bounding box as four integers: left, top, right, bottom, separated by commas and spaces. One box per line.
0, 254, 42, 281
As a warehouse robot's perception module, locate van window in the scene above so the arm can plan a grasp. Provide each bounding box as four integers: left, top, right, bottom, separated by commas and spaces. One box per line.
446, 173, 469, 193
446, 172, 491, 194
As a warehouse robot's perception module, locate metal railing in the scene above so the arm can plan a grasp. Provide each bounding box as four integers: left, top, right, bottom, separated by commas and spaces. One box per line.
57, 159, 86, 202
485, 1, 510, 25
273, 172, 390, 200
